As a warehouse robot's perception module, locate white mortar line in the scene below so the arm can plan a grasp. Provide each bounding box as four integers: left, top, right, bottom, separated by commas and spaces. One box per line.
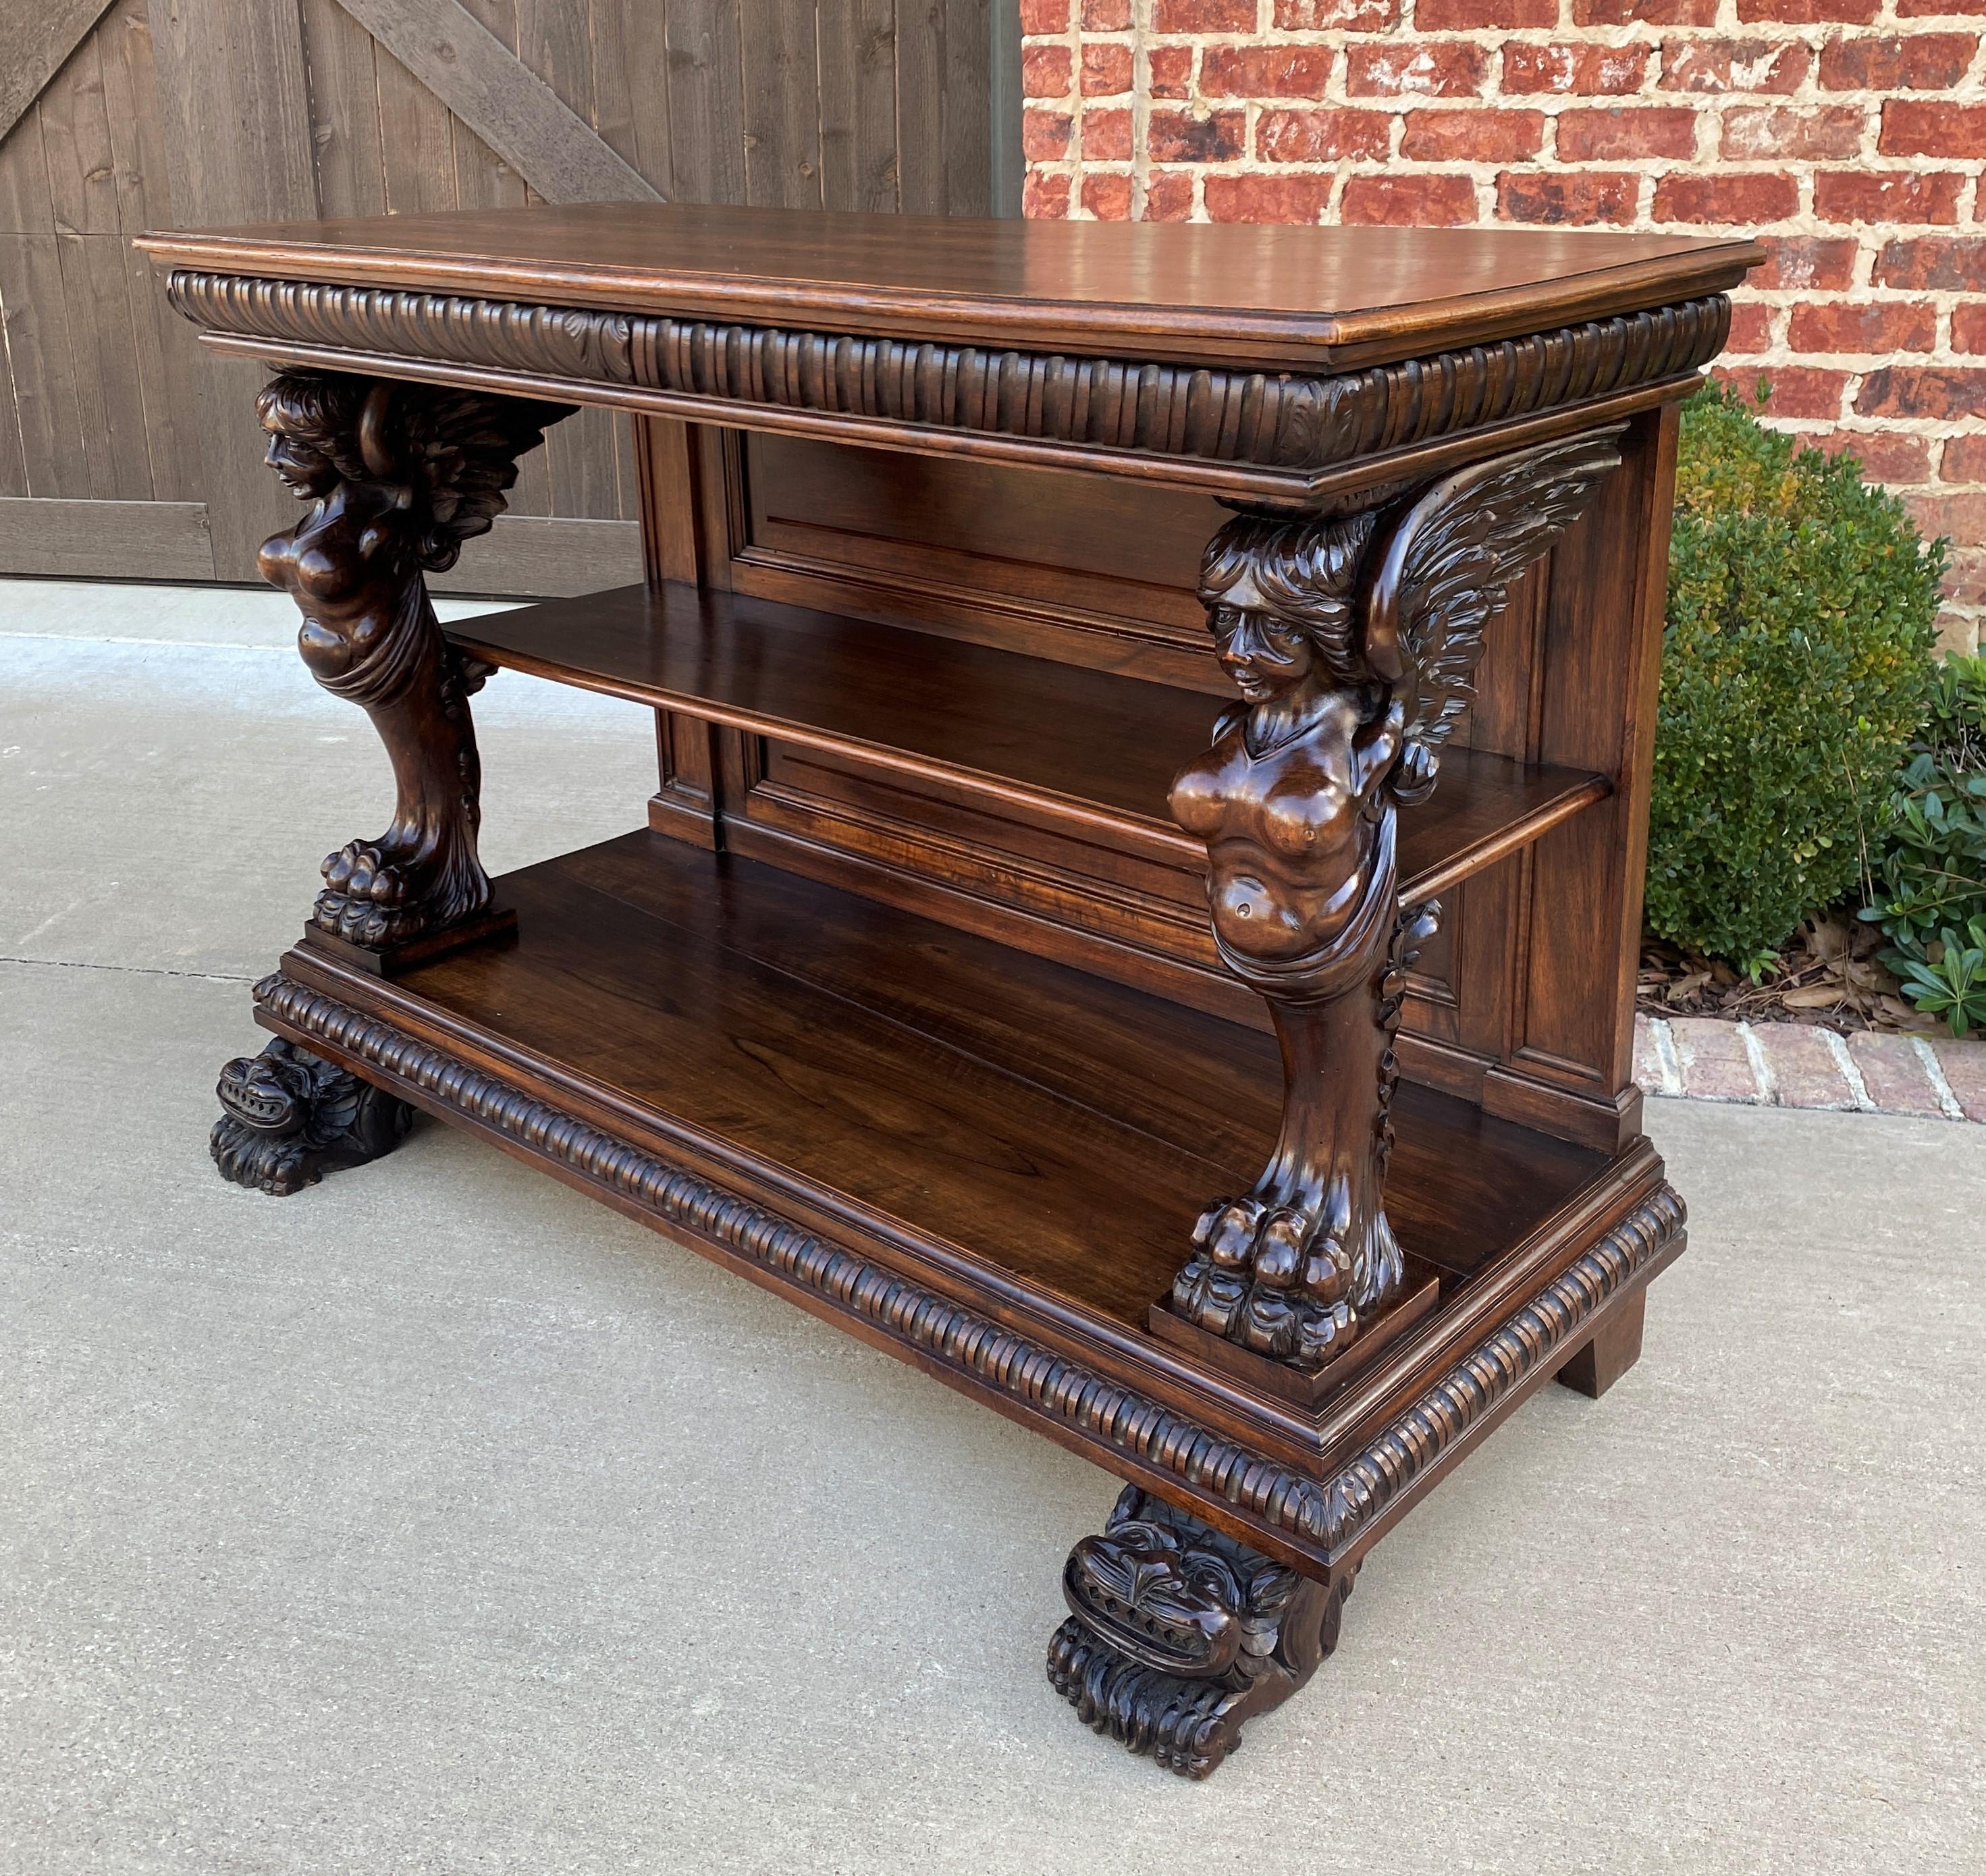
1736, 1021, 1776, 1106
1910, 1036, 1967, 1122
1821, 1029, 1877, 1113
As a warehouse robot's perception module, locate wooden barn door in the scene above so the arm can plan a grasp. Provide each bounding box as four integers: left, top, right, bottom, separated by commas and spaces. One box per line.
0, 0, 1005, 594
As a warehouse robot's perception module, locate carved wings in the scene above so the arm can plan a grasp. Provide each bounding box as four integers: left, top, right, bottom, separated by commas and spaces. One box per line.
1361, 426, 1626, 804
358, 381, 576, 572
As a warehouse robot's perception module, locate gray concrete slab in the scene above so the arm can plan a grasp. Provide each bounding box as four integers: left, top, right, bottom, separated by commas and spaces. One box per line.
3, 581, 1983, 1873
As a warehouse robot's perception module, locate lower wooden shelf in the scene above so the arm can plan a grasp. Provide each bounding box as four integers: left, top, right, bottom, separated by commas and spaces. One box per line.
257, 828, 1684, 1573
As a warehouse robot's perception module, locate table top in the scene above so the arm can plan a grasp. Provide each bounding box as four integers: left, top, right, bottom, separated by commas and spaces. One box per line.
138, 203, 1763, 371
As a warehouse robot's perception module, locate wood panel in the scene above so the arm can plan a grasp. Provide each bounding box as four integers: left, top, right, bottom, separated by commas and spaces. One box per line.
0, 0, 1003, 587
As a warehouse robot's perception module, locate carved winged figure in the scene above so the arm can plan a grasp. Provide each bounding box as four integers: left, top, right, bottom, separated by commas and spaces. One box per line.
257, 372, 570, 948
1169, 428, 1626, 1368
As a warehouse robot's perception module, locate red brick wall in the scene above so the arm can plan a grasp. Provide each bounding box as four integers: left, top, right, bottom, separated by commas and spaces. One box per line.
1020, 1, 1986, 651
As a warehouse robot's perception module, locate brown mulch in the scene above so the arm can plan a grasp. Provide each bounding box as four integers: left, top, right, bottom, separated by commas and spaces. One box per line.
1636, 910, 1939, 1035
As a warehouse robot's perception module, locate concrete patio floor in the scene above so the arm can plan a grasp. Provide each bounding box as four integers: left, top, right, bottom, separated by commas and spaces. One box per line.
3, 579, 1983, 1875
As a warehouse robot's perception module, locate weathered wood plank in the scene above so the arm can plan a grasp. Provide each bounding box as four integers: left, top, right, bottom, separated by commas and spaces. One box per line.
0, 0, 118, 150
894, 0, 943, 217
942, 0, 992, 217
426, 514, 642, 597
743, 2, 823, 211
147, 0, 318, 579
449, 1, 529, 213
666, 0, 746, 207
331, 0, 660, 204
101, 0, 204, 502
0, 232, 88, 496
819, 0, 898, 215
37, 27, 119, 236
297, 0, 387, 221
376, 41, 458, 215
0, 493, 212, 577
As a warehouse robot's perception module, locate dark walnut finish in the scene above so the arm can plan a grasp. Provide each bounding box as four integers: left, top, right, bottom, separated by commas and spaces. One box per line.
254, 371, 572, 959
144, 205, 1752, 1778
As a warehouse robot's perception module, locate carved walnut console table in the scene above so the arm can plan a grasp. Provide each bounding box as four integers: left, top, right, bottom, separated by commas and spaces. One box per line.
140, 206, 1760, 1778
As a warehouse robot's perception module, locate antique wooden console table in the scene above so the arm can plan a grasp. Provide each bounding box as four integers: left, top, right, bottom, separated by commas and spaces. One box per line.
140, 206, 1760, 1777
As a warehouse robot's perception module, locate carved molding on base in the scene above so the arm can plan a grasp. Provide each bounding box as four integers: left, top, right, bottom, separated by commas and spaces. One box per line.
245, 970, 1684, 1555
1048, 1486, 1355, 1778
211, 1036, 413, 1196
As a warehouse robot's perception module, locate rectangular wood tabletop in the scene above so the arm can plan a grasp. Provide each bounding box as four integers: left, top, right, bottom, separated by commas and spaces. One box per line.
137, 203, 1763, 370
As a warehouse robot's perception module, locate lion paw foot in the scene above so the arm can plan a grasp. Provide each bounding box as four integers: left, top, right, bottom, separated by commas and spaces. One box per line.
1173, 1196, 1358, 1368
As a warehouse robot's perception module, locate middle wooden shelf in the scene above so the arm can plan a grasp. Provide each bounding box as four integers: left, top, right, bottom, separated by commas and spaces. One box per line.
446, 581, 1610, 905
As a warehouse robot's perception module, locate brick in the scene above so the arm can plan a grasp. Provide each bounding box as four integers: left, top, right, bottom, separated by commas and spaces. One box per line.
1726, 301, 1774, 351
1814, 170, 1964, 225
1146, 109, 1244, 162
1079, 43, 1133, 97
1797, 428, 1933, 481
1746, 366, 1854, 418
1820, 32, 1979, 90
1958, 304, 1986, 353
1948, 552, 1986, 604
1502, 43, 1650, 93
1200, 45, 1335, 97
1273, 0, 1400, 22
1023, 45, 1072, 99
1909, 492, 1986, 543
1023, 171, 1071, 219
1898, 0, 1986, 14
1881, 101, 1986, 158
1153, 0, 1257, 28
1084, 107, 1134, 159
1754, 235, 1860, 290
1929, 1036, 1986, 1121
1660, 36, 1810, 92
1341, 173, 1478, 225
1019, 0, 1070, 29
1576, 0, 1717, 21
1737, 0, 1879, 20
1721, 105, 1867, 160
1653, 171, 1800, 224
1144, 171, 1196, 221
1857, 366, 1986, 420
1401, 108, 1546, 162
1081, 172, 1133, 220
1204, 173, 1335, 222
1418, 0, 1555, 24
1149, 47, 1193, 99
1788, 300, 1938, 354
1258, 108, 1393, 163
1671, 1019, 1763, 1102
1557, 107, 1699, 160
1346, 42, 1486, 97
1496, 169, 1641, 224
1941, 435, 1986, 482
1753, 1024, 1856, 1110
1875, 236, 1986, 290
1022, 110, 1073, 160
1080, 0, 1133, 24
1846, 1032, 1944, 1117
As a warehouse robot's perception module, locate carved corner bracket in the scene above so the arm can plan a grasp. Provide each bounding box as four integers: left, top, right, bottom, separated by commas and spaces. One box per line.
1166, 427, 1628, 1371
254, 369, 574, 959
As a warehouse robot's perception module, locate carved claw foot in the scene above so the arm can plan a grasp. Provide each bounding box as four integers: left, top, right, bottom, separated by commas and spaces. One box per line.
211, 1038, 413, 1196
1047, 1485, 1354, 1779
1173, 1188, 1391, 1368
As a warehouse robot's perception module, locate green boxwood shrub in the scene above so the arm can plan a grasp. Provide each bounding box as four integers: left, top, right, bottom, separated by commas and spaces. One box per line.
1860, 653, 1986, 1034
1644, 383, 1945, 971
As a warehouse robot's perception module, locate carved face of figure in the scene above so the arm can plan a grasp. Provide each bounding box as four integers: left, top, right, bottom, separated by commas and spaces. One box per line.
1062, 1507, 1294, 1683
1207, 569, 1319, 705
261, 412, 340, 500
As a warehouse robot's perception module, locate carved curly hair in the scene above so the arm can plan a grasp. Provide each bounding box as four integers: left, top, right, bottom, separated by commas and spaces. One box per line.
1196, 508, 1378, 685
257, 371, 571, 572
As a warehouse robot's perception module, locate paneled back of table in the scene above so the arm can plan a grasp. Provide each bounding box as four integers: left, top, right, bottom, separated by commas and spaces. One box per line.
639, 411, 1676, 1152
